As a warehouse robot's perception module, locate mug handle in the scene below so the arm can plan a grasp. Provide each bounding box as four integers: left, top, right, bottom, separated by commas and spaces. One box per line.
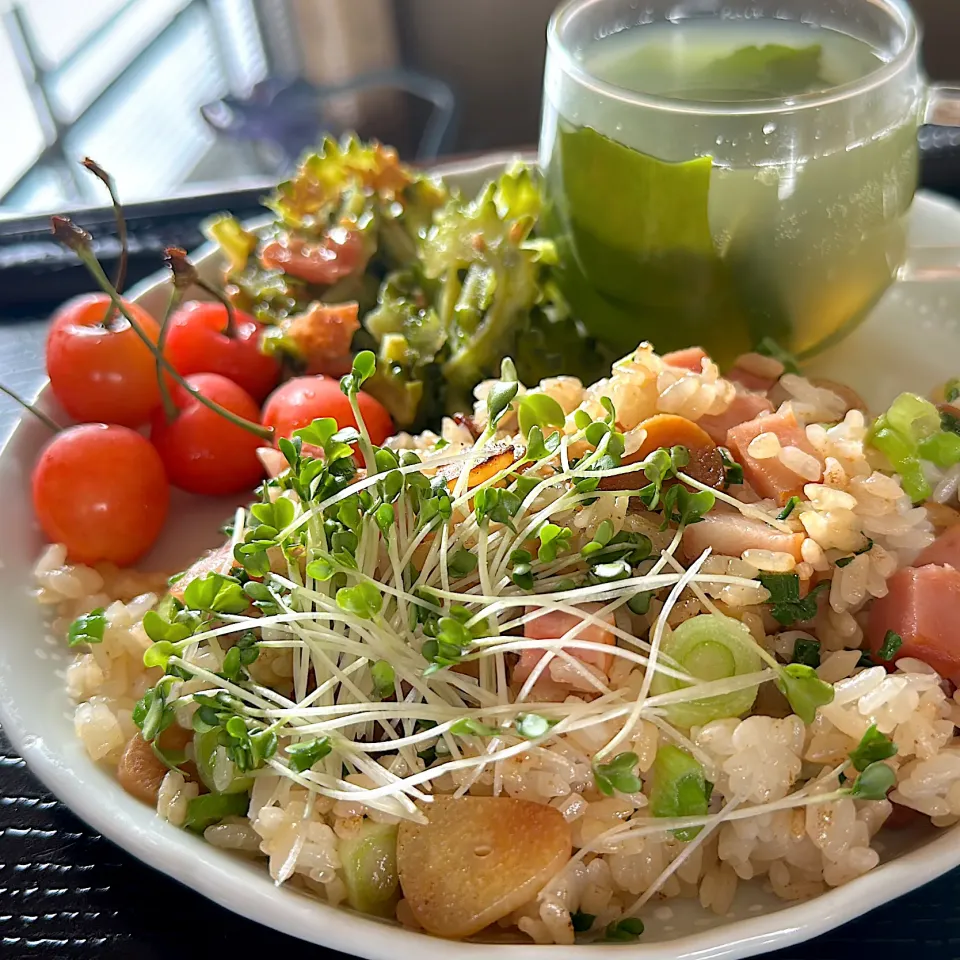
925, 85, 960, 126
895, 86, 960, 282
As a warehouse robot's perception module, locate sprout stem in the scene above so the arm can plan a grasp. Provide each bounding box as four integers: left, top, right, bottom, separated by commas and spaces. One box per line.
0, 384, 61, 433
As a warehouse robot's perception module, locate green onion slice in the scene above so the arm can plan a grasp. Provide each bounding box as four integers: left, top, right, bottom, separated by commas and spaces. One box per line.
649, 613, 762, 729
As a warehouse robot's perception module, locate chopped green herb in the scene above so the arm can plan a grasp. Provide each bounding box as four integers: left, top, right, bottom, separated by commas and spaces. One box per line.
718, 447, 744, 487
877, 630, 902, 662
792, 637, 821, 668
571, 911, 596, 933
777, 496, 800, 520
759, 573, 828, 626
946, 378, 960, 404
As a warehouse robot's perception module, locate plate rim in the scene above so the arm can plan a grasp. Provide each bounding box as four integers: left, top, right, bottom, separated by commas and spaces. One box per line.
2, 167, 960, 959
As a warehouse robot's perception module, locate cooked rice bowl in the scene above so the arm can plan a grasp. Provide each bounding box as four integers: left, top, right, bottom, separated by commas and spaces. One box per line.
37, 342, 960, 944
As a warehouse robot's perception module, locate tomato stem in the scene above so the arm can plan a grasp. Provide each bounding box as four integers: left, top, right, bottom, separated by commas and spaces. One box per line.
80, 159, 128, 330
156, 285, 184, 423
199, 279, 238, 339
0, 383, 62, 433
164, 247, 238, 338
51, 219, 273, 442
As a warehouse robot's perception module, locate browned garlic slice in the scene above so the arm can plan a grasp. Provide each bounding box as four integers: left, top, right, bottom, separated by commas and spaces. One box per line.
397, 796, 572, 938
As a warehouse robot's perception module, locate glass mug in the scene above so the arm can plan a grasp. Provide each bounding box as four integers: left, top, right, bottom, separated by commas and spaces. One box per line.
540, 0, 960, 367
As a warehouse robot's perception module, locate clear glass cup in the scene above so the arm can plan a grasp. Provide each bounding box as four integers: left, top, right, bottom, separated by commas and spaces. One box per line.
540, 0, 960, 366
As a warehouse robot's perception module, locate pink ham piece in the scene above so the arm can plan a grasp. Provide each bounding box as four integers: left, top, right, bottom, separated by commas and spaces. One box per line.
513, 604, 616, 689
681, 510, 805, 563
662, 346, 708, 373
725, 407, 823, 505
914, 523, 960, 568
867, 564, 960, 684
728, 366, 777, 393
698, 392, 774, 446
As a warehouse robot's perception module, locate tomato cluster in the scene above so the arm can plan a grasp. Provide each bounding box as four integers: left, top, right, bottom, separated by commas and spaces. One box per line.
34, 296, 393, 566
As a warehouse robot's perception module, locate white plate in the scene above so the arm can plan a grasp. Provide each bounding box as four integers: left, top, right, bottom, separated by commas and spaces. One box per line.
2, 156, 960, 960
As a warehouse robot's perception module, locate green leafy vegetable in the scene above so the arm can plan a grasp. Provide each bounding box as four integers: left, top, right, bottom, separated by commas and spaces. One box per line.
849, 761, 896, 801
776, 663, 834, 723
593, 752, 643, 797
604, 917, 645, 942
849, 725, 897, 773
286, 737, 333, 774
518, 392, 566, 437
516, 713, 556, 740
371, 660, 396, 700
777, 496, 800, 521
538, 523, 573, 563
336, 582, 383, 620
68, 608, 106, 647
183, 573, 249, 615
450, 717, 498, 738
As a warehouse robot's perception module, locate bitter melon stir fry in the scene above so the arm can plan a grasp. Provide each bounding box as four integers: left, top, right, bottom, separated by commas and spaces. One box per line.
39, 326, 960, 942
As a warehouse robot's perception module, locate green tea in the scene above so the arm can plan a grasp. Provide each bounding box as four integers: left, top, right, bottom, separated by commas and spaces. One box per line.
542, 18, 919, 365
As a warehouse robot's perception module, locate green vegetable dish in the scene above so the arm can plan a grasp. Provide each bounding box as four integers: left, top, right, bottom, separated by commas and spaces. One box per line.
44, 158, 960, 944
207, 137, 604, 431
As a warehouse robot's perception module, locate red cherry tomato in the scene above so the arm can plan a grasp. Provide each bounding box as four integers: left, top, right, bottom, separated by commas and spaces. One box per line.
259, 228, 368, 285
32, 423, 170, 566
150, 373, 265, 496
46, 294, 162, 428
163, 301, 281, 402
262, 376, 394, 448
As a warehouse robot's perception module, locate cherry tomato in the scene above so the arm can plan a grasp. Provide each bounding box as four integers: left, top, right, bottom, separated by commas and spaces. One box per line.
150, 373, 265, 496
33, 423, 169, 566
46, 294, 162, 428
262, 376, 394, 448
259, 228, 368, 285
163, 300, 281, 402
